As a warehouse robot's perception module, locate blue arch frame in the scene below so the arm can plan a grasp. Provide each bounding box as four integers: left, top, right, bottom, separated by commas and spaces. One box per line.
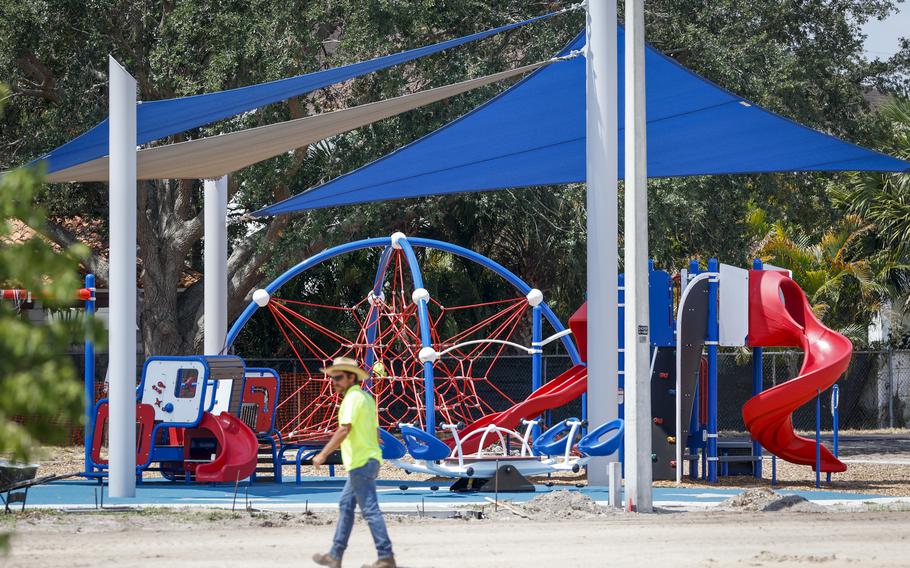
225, 236, 582, 432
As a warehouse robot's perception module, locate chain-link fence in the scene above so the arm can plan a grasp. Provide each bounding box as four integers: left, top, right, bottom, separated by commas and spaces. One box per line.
247, 350, 910, 433
716, 350, 888, 432
36, 347, 910, 446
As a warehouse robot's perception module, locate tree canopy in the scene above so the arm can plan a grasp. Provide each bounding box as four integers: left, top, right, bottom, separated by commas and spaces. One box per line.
1, 1, 908, 355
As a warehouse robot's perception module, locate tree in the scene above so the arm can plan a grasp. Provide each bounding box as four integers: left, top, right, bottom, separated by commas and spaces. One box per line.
828, 98, 910, 342
0, 1, 905, 358
0, 86, 90, 463
751, 210, 884, 343
0, 1, 584, 356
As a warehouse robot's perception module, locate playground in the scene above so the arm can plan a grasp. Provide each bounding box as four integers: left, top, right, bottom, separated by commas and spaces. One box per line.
3, 1, 910, 567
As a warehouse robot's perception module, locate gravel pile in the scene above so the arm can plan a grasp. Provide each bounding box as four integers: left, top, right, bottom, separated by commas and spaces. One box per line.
519, 490, 608, 519
720, 488, 824, 512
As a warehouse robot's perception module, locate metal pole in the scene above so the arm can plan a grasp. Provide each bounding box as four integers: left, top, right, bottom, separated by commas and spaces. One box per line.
83, 274, 96, 475
618, 274, 625, 467
706, 258, 719, 483
751, 259, 763, 479
622, 0, 652, 511
815, 389, 822, 489
531, 305, 543, 439
203, 176, 229, 355
107, 56, 137, 498
888, 347, 895, 429
828, 384, 839, 483
687, 260, 699, 481
585, 0, 619, 486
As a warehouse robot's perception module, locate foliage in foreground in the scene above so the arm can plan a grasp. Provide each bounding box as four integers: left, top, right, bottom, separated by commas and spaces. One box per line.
0, 85, 92, 463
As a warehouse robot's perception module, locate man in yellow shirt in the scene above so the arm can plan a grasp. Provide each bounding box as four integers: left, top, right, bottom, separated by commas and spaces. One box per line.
312, 357, 395, 568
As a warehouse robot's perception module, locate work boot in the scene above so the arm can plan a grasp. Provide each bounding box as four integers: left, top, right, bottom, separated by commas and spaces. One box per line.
312, 552, 341, 568
361, 557, 397, 568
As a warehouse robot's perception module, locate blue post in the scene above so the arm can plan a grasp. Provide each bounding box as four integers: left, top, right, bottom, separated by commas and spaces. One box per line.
687, 260, 700, 480
397, 238, 437, 433
771, 455, 777, 486
617, 273, 625, 467
751, 259, 763, 479
707, 259, 719, 482
531, 304, 543, 439
363, 246, 393, 389
84, 274, 96, 475
815, 389, 822, 489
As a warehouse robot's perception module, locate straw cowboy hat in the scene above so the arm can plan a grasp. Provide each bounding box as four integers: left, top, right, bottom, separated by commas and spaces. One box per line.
321, 356, 368, 381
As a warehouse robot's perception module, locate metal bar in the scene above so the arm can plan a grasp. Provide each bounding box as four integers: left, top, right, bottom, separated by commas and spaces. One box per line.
828, 383, 839, 483
706, 259, 719, 483
531, 305, 543, 440
618, 275, 625, 467
83, 274, 96, 475
396, 237, 436, 433
751, 258, 763, 479
584, 0, 620, 487
815, 389, 822, 489
107, 56, 138, 498
621, 0, 652, 510
203, 176, 229, 355
888, 347, 895, 429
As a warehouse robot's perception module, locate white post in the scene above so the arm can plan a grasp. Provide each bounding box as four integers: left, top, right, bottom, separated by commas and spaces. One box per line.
203, 176, 229, 355
585, 0, 619, 486
623, 0, 653, 512
107, 56, 137, 498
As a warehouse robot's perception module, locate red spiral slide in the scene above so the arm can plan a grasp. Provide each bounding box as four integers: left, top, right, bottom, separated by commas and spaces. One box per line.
192, 412, 259, 482
742, 270, 851, 472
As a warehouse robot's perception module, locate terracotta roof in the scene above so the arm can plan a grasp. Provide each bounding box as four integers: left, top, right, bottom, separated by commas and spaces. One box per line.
4, 217, 202, 289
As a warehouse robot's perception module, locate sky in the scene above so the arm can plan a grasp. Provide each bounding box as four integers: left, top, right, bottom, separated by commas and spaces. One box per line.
862, 6, 909, 59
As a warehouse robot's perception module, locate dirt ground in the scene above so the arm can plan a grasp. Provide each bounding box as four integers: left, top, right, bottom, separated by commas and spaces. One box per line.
4, 503, 910, 567
37, 433, 910, 496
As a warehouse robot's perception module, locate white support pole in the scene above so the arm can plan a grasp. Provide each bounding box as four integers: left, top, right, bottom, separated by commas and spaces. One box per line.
623, 0, 653, 512
585, 0, 619, 486
203, 176, 229, 355
107, 56, 137, 498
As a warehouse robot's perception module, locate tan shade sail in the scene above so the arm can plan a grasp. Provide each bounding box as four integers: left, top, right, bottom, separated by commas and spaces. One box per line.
44, 61, 550, 183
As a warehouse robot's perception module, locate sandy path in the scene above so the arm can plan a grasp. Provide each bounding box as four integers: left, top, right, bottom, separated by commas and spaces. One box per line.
6, 509, 910, 567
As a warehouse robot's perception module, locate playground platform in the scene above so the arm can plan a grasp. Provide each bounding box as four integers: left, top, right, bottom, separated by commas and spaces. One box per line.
20, 478, 904, 513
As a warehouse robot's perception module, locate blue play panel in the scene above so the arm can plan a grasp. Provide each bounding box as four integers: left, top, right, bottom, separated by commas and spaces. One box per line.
22, 478, 886, 510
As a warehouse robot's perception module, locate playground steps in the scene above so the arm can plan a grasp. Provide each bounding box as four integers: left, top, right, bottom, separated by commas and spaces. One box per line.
253, 440, 279, 483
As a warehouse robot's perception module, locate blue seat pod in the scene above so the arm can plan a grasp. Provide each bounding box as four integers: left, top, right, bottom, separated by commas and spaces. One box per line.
379, 429, 407, 460
398, 424, 451, 461
578, 419, 624, 457
532, 418, 581, 457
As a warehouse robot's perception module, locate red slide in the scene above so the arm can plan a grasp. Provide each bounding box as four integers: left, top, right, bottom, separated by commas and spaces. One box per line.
742, 270, 851, 472
193, 412, 259, 482
450, 364, 587, 454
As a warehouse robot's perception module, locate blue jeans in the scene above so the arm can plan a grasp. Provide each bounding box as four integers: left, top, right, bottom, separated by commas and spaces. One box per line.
330, 459, 393, 560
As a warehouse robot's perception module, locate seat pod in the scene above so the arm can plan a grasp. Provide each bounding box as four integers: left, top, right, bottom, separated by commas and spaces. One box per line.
398, 424, 450, 461
578, 419, 624, 457
531, 418, 581, 457
379, 429, 407, 460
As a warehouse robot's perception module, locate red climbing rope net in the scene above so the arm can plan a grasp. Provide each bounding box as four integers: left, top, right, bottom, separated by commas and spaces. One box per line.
262, 249, 532, 444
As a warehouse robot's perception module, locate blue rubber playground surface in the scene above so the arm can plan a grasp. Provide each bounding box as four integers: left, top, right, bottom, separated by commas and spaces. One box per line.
22, 478, 894, 512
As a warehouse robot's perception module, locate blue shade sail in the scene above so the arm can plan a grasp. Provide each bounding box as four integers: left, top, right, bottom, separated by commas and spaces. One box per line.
34, 12, 560, 174
255, 30, 910, 216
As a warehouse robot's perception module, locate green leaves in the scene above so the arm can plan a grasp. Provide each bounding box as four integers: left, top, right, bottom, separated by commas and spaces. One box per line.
0, 100, 91, 460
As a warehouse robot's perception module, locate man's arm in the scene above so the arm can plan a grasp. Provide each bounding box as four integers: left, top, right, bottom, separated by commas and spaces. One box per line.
313, 424, 351, 467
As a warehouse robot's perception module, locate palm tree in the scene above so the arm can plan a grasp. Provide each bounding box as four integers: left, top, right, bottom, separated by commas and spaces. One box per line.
826, 98, 910, 343
829, 98, 910, 260
752, 214, 885, 344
